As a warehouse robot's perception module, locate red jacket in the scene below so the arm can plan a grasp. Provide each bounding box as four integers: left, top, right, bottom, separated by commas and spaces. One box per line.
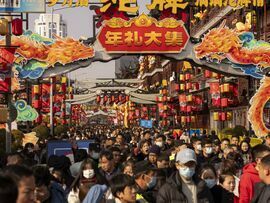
239, 163, 261, 203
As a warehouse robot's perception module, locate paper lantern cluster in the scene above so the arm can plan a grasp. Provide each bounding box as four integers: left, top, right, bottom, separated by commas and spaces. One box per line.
213, 112, 232, 121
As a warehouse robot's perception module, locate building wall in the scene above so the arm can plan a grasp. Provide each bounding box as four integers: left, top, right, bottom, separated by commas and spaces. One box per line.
34, 14, 67, 38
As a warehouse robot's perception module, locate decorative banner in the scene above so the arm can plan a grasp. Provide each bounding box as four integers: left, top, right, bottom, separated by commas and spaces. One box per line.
97, 14, 189, 53
140, 119, 153, 128
248, 77, 270, 137
15, 100, 38, 121
194, 21, 270, 79
49, 0, 264, 10
209, 82, 220, 107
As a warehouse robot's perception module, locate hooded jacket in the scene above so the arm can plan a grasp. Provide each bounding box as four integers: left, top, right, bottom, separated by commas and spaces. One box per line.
239, 163, 261, 203
156, 171, 214, 203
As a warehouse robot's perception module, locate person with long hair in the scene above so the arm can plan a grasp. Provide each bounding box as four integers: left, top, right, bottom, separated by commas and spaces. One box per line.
68, 158, 107, 203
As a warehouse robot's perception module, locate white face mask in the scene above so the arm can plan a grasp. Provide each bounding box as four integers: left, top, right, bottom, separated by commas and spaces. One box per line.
83, 169, 95, 179
75, 137, 80, 140
205, 147, 213, 154
156, 141, 164, 148
91, 152, 100, 160
196, 144, 202, 151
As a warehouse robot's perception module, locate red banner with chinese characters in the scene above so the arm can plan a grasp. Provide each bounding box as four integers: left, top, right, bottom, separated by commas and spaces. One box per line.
97, 14, 189, 53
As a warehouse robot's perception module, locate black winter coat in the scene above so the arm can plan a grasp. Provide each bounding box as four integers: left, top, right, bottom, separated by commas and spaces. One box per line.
156, 172, 214, 203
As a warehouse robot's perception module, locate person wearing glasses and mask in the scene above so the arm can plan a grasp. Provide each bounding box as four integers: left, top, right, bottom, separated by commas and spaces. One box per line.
157, 148, 214, 203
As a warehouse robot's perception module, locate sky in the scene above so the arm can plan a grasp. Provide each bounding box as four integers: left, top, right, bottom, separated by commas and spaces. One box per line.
28, 0, 151, 80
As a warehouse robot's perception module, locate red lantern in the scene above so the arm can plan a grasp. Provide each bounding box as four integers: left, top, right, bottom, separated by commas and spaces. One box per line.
221, 112, 227, 121
96, 95, 101, 103
186, 82, 192, 90
221, 98, 228, 107
125, 95, 129, 101
180, 106, 187, 112
111, 95, 115, 102
11, 18, 23, 36
142, 107, 148, 112
186, 105, 192, 112
186, 116, 191, 123
204, 70, 212, 78
185, 73, 191, 80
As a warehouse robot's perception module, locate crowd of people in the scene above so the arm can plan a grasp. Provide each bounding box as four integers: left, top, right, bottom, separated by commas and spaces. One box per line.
1, 125, 270, 203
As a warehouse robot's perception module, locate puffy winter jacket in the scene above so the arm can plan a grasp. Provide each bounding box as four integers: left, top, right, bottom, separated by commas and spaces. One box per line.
239, 163, 261, 203
156, 172, 214, 203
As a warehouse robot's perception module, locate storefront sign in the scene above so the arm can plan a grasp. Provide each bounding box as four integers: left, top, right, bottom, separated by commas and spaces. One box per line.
140, 119, 153, 128
50, 0, 264, 10
97, 14, 189, 53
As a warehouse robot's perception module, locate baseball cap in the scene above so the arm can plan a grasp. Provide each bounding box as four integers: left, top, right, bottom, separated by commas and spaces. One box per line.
133, 161, 156, 175
176, 148, 197, 164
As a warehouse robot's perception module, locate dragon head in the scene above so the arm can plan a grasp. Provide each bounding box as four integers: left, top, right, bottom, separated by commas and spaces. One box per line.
194, 21, 241, 60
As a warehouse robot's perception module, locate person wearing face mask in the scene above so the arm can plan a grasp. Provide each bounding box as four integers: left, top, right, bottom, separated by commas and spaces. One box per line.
191, 137, 202, 156
197, 139, 221, 169
133, 161, 157, 202
154, 135, 167, 151
199, 164, 228, 203
157, 148, 214, 203
68, 158, 107, 203
88, 143, 101, 167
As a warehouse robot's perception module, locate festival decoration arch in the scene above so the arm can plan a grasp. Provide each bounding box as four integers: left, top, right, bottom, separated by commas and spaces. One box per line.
7, 10, 270, 136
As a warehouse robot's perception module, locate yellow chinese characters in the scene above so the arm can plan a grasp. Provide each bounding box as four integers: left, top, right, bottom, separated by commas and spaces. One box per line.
49, 0, 88, 7
100, 0, 138, 13
105, 31, 184, 47
147, 0, 188, 14
195, 0, 263, 7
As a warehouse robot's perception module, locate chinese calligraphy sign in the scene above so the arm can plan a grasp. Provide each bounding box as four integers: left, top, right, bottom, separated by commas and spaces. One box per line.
97, 14, 189, 53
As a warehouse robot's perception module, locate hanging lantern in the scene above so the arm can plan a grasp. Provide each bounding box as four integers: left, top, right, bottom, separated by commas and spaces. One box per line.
163, 105, 168, 110
163, 113, 168, 118
220, 84, 224, 93
186, 116, 191, 123
213, 112, 219, 121
111, 95, 115, 102
96, 95, 101, 103
61, 76, 67, 84
158, 103, 163, 109
204, 70, 212, 78
158, 96, 163, 102
0, 19, 8, 36
193, 83, 199, 90
180, 106, 187, 112
221, 112, 227, 121
224, 83, 230, 92
191, 116, 196, 123
179, 74, 185, 81
135, 109, 140, 116
186, 82, 192, 90
186, 105, 192, 112
221, 98, 228, 107
186, 95, 193, 102
185, 73, 191, 80
159, 90, 163, 95
118, 95, 122, 101
181, 116, 186, 123
33, 85, 40, 94
162, 79, 168, 87
180, 84, 185, 91
125, 95, 129, 101
212, 72, 218, 78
